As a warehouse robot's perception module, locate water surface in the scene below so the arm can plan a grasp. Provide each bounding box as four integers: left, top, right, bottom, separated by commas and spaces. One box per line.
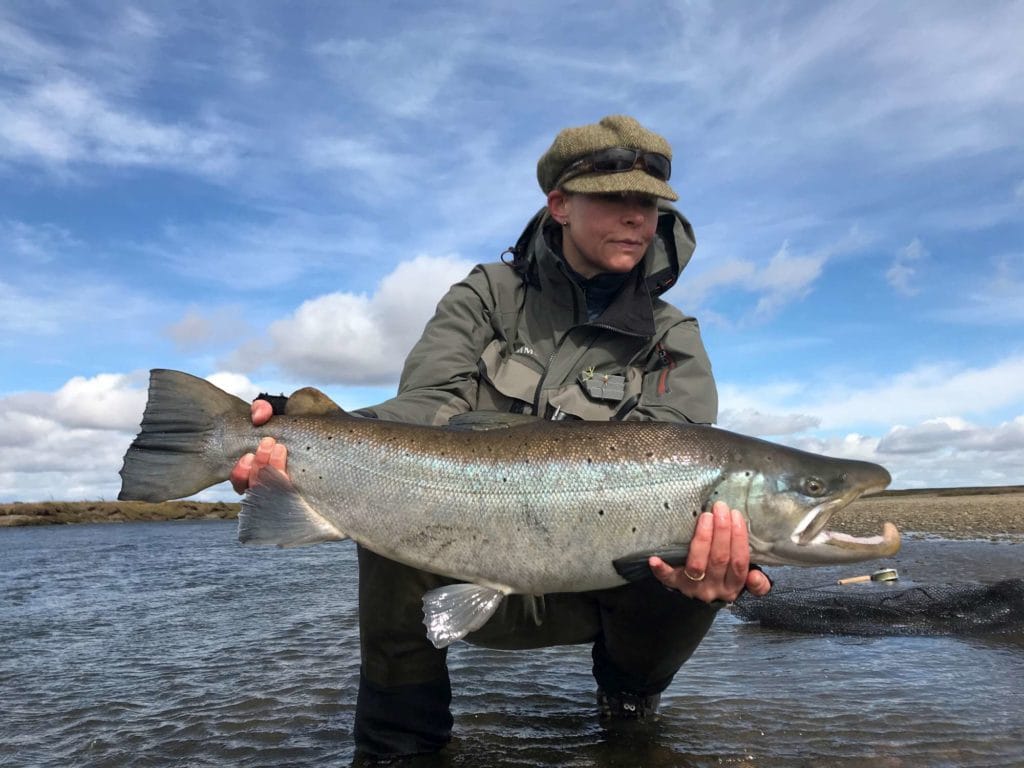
2, 521, 1022, 767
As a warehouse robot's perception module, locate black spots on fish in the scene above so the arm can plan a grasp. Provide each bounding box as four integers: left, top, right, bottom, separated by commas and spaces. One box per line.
631, 526, 638, 534
692, 509, 699, 518
646, 451, 655, 458
662, 501, 670, 510
586, 457, 593, 464
598, 509, 605, 517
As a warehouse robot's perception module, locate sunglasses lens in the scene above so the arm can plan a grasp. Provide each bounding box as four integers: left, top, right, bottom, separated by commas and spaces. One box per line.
557, 148, 672, 186
643, 153, 671, 181
592, 148, 641, 173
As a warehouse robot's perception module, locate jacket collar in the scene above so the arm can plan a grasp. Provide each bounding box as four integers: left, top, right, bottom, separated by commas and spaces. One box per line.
511, 203, 696, 337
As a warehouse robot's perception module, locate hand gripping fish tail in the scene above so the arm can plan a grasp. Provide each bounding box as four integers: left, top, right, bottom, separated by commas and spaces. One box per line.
120, 369, 900, 648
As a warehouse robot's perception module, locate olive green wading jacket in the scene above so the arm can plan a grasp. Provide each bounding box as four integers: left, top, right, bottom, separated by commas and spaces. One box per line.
363, 203, 717, 426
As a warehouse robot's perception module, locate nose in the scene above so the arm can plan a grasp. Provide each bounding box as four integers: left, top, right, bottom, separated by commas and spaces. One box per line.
621, 202, 650, 226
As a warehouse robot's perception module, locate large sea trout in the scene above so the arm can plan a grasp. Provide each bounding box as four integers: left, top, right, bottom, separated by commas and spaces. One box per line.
119, 369, 899, 647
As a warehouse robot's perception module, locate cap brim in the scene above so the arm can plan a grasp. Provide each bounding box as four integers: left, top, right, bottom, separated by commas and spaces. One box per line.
561, 169, 678, 201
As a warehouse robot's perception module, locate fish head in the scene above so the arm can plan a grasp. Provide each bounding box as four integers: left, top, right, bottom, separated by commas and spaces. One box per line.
713, 442, 899, 566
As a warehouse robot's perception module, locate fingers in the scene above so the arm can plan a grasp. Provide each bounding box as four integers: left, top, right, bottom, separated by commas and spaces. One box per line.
228, 437, 289, 494
726, 506, 751, 594
745, 568, 773, 596
229, 400, 286, 495
654, 501, 758, 604
230, 453, 254, 494
683, 508, 714, 580
251, 399, 274, 426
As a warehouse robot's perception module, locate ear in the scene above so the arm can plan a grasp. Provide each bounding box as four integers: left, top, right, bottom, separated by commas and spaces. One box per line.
547, 189, 571, 225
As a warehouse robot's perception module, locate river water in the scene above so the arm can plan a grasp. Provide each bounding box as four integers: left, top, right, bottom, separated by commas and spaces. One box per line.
2, 521, 1022, 767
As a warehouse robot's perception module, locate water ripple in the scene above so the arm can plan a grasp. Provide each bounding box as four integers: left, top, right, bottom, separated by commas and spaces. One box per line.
1, 523, 1021, 767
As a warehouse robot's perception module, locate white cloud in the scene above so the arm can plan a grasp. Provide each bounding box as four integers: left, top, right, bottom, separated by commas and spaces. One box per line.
164, 306, 252, 352
0, 77, 239, 176
718, 408, 820, 437
229, 254, 475, 385
311, 24, 468, 120
5, 373, 145, 432
724, 355, 1024, 431
0, 373, 143, 501
0, 369, 268, 502
753, 242, 826, 318
878, 416, 1024, 455
939, 253, 1024, 325
886, 238, 927, 296
679, 235, 854, 325
0, 219, 80, 264
655, 2, 1024, 167
0, 271, 157, 339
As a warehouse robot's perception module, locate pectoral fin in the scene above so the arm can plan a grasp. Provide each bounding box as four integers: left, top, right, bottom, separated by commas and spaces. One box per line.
613, 546, 690, 583
238, 467, 347, 547
422, 584, 506, 648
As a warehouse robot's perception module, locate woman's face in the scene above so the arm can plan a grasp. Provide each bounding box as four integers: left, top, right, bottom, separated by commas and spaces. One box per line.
547, 190, 659, 279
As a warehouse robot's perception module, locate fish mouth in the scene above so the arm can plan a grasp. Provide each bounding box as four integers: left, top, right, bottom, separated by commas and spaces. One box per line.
773, 482, 901, 564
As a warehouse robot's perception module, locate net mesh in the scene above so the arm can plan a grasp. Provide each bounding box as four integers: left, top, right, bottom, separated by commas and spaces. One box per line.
731, 578, 1024, 637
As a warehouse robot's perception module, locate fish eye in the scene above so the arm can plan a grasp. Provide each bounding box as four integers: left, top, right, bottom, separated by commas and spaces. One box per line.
802, 477, 826, 496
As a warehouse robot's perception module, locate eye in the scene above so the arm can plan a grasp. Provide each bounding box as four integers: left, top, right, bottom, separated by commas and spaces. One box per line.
803, 477, 826, 496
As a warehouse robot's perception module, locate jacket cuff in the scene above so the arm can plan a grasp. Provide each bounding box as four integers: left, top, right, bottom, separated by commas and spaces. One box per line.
256, 392, 289, 416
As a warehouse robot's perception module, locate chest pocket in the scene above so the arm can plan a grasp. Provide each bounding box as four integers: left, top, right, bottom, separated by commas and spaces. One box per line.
475, 339, 544, 414
545, 367, 644, 420
475, 338, 646, 420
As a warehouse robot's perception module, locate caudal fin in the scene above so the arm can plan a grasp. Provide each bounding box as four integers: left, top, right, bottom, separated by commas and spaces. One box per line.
118, 369, 250, 502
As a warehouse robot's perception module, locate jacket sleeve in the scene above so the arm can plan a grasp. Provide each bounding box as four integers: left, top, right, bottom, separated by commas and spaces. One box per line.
624, 312, 718, 425
359, 266, 498, 426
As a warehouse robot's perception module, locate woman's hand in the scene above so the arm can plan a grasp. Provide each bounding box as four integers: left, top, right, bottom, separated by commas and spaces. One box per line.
648, 501, 772, 603
229, 399, 287, 494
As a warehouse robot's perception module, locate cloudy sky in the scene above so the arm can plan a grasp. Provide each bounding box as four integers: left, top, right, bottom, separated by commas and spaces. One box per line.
2, 0, 1022, 501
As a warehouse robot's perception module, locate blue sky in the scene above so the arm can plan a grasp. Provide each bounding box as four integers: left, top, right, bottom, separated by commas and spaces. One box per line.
2, 0, 1022, 501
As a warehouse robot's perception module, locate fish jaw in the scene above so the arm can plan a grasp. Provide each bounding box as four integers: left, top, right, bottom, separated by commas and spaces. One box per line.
737, 452, 900, 566
752, 521, 901, 565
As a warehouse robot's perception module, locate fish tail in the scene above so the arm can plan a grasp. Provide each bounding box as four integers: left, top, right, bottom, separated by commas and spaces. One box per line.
118, 369, 250, 502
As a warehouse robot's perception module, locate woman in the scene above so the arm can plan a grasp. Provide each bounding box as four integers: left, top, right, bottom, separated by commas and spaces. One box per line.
232, 115, 772, 759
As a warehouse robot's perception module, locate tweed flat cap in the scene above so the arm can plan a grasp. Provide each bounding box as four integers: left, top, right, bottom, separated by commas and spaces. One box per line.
537, 115, 678, 201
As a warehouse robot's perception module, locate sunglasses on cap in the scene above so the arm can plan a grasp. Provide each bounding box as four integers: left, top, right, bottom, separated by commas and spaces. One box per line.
555, 147, 672, 186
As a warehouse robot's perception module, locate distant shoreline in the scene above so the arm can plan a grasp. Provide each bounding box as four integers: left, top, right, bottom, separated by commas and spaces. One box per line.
2, 487, 1023, 539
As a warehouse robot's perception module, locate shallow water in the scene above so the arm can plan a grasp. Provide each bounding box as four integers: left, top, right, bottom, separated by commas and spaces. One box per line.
2, 521, 1022, 767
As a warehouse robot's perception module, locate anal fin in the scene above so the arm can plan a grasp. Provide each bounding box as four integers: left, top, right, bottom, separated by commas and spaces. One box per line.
238, 467, 347, 547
